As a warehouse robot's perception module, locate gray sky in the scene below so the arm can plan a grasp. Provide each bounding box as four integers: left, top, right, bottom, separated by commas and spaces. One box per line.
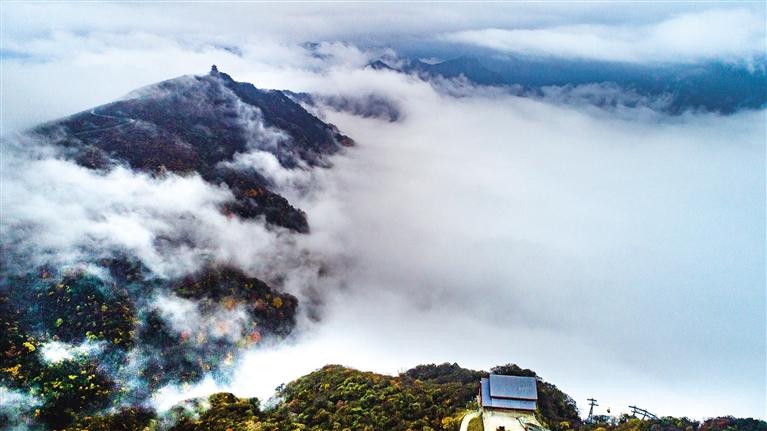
2, 1, 765, 420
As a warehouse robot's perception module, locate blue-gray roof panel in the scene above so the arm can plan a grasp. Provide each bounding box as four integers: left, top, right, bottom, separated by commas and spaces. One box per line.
481, 377, 537, 411
481, 378, 491, 405
488, 397, 538, 410
488, 374, 538, 401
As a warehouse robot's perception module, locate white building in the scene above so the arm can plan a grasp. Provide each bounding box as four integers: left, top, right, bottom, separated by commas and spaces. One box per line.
479, 374, 548, 431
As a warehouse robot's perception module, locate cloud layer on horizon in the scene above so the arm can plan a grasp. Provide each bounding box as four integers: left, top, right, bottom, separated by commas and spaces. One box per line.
2, 3, 765, 131
443, 8, 766, 64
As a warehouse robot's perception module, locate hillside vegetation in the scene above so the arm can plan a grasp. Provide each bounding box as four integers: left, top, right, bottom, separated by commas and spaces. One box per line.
55, 363, 765, 431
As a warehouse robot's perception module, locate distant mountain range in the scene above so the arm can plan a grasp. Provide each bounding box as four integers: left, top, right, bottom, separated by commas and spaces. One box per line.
367, 55, 767, 114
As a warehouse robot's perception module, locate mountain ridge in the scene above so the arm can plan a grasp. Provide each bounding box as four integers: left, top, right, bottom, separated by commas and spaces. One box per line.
0, 68, 354, 430
54, 362, 767, 431
32, 66, 353, 233
359, 54, 767, 114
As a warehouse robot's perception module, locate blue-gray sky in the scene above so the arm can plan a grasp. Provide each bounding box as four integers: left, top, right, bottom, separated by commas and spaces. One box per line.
1, 1, 765, 420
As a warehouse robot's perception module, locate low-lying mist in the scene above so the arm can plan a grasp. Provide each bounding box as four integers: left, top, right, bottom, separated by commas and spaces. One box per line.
175, 74, 765, 418
1, 34, 764, 421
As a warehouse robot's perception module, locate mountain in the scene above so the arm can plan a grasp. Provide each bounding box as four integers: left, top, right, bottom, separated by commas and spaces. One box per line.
366, 59, 400, 72
295, 54, 764, 123
32, 65, 353, 233
0, 260, 299, 428
478, 55, 767, 113
388, 54, 767, 114
408, 55, 506, 85
285, 89, 403, 122
54, 362, 767, 431
53, 362, 580, 431
0, 68, 352, 430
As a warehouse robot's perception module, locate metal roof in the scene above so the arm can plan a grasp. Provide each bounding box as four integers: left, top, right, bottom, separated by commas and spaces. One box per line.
480, 377, 537, 411
488, 374, 538, 400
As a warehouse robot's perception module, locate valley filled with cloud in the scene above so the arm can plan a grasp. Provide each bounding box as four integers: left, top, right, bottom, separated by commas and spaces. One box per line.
1, 3, 764, 428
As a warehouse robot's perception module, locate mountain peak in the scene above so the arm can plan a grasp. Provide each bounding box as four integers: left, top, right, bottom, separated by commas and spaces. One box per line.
366, 60, 399, 72
406, 55, 505, 85
32, 68, 354, 232
208, 64, 236, 83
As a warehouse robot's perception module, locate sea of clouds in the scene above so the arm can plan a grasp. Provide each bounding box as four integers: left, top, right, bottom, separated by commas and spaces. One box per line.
1, 2, 765, 420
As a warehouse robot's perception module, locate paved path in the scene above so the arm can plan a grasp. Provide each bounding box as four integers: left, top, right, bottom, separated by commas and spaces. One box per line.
73, 108, 136, 136
459, 411, 481, 431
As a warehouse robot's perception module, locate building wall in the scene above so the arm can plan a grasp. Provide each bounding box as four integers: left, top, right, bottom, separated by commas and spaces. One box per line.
482, 408, 541, 431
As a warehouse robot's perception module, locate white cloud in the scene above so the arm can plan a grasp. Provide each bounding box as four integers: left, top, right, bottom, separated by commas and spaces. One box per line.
39, 340, 103, 363
0, 132, 328, 290
279, 79, 766, 418
1, 2, 765, 421
443, 8, 766, 64
0, 35, 384, 132
1, 145, 230, 277
149, 73, 765, 418
153, 294, 251, 343
2, 4, 764, 132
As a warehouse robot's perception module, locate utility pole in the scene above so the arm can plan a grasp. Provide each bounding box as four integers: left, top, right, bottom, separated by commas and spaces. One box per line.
587, 398, 599, 423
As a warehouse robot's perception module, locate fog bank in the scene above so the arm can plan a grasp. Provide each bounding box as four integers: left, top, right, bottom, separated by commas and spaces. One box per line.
162, 81, 765, 419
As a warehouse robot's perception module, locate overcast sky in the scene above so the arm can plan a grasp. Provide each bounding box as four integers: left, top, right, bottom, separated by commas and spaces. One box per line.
2, 1, 765, 421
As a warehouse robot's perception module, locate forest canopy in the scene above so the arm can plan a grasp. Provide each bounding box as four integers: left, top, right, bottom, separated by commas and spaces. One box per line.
45, 363, 767, 431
